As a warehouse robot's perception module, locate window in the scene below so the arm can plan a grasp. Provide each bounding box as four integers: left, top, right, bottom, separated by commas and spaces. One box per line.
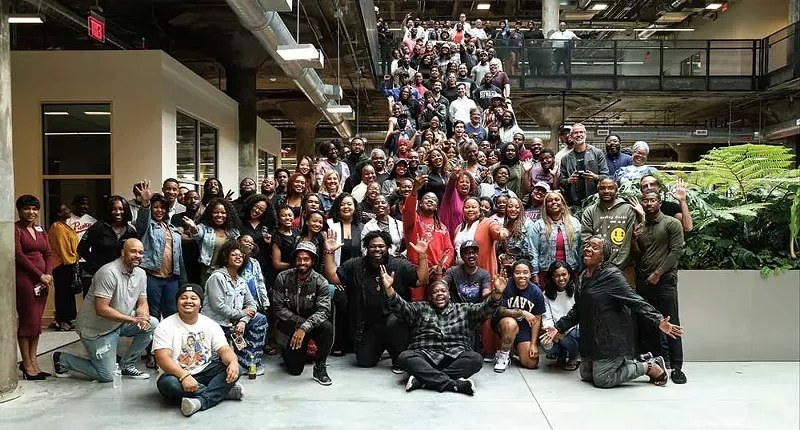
176, 111, 218, 188
42, 104, 112, 225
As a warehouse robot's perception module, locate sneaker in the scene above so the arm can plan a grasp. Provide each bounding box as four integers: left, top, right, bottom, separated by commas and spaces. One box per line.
224, 382, 244, 400
452, 378, 475, 396
391, 364, 405, 375
405, 375, 424, 392
482, 354, 494, 363
671, 368, 687, 384
180, 397, 202, 417
312, 363, 332, 386
636, 352, 654, 362
494, 350, 511, 373
121, 366, 150, 380
52, 351, 69, 378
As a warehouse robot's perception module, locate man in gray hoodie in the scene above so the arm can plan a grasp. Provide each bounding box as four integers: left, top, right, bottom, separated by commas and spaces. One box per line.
580, 177, 642, 269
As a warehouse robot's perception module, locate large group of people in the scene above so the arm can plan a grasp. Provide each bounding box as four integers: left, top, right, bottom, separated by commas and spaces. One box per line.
13, 13, 694, 419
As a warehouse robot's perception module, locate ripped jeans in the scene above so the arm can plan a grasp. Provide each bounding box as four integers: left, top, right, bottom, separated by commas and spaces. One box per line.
59, 317, 158, 382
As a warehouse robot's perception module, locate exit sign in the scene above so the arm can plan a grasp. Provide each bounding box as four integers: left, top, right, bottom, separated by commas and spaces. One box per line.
88, 12, 105, 43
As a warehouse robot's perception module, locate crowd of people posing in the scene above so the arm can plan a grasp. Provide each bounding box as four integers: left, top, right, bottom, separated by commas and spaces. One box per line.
14, 121, 690, 417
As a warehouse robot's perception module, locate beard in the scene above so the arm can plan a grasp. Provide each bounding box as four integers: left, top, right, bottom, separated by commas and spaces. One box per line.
368, 253, 390, 266
240, 189, 257, 199
607, 147, 619, 155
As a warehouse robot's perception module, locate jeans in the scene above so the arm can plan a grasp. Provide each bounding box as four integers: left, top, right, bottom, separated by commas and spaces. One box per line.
355, 314, 410, 368
146, 274, 179, 320
52, 264, 77, 324
157, 360, 241, 410
579, 357, 645, 389
281, 320, 334, 376
397, 350, 483, 392
222, 313, 268, 371
637, 271, 683, 370
541, 327, 580, 358
58, 317, 158, 382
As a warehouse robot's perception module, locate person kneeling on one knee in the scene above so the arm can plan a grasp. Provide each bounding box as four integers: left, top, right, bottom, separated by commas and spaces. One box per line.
384, 269, 508, 396
153, 285, 243, 417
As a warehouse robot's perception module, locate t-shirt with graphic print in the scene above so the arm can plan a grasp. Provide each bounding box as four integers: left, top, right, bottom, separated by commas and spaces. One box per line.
152, 313, 229, 375
443, 265, 491, 304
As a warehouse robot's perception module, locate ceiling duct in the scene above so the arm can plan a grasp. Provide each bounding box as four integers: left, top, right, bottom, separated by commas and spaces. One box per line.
224, 0, 353, 138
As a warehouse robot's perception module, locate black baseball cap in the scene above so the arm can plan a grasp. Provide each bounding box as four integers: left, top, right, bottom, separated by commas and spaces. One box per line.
460, 240, 479, 253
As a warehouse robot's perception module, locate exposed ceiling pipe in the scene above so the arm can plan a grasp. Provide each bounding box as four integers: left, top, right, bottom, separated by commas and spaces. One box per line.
224, 0, 354, 138
22, 0, 130, 49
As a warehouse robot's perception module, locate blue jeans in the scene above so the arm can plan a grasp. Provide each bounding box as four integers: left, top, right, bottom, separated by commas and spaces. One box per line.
541, 327, 580, 358
58, 317, 158, 382
146, 274, 179, 320
157, 360, 241, 410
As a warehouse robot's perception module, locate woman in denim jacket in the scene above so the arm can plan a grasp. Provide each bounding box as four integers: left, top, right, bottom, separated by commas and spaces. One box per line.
202, 241, 267, 375
183, 197, 240, 286
530, 192, 581, 287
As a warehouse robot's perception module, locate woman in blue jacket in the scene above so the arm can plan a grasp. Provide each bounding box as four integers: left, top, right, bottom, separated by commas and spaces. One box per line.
530, 191, 581, 287
183, 197, 241, 285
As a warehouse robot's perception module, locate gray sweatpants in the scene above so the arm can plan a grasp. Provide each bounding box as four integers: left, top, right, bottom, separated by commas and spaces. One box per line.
580, 357, 645, 389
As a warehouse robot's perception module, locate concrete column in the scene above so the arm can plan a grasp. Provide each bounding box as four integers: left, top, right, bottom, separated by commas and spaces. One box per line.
0, 0, 21, 403
542, 0, 560, 37
670, 143, 697, 162
790, 0, 799, 25
278, 101, 323, 160
225, 66, 259, 183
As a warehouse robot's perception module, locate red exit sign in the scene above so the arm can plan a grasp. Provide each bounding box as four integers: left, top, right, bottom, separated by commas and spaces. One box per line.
88, 12, 105, 43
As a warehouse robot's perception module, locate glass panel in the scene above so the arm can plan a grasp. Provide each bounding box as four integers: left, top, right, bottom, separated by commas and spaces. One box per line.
199, 122, 218, 186
176, 112, 197, 183
43, 104, 111, 175
709, 49, 753, 76
268, 155, 276, 178
258, 150, 267, 183
662, 49, 706, 77
43, 178, 111, 228
281, 143, 296, 169
617, 41, 661, 77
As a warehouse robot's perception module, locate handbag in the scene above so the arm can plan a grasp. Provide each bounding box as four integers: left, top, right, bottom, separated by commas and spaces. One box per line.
70, 264, 82, 295
33, 282, 49, 298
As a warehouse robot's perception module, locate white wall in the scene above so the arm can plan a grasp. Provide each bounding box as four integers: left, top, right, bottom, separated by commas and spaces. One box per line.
10, 50, 239, 200
257, 116, 282, 164
680, 0, 789, 40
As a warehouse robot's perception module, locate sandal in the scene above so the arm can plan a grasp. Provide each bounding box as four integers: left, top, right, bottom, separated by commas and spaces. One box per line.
563, 359, 579, 371
555, 356, 567, 367
648, 356, 668, 386
145, 355, 158, 369
49, 321, 63, 331
264, 345, 279, 356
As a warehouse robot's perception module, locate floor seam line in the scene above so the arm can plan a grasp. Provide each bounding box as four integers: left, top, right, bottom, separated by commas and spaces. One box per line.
518, 366, 555, 430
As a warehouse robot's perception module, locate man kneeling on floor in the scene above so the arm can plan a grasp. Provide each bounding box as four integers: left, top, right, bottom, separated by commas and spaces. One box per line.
152, 284, 243, 417
52, 239, 157, 381
382, 268, 508, 395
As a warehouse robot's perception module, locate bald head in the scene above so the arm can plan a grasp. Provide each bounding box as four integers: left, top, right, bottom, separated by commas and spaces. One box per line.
121, 238, 144, 270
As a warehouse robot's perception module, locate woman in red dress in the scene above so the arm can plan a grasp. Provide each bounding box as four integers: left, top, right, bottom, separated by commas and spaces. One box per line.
15, 195, 54, 380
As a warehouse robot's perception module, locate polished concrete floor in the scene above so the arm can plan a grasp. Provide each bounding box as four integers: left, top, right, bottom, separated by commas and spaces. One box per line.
1, 340, 798, 430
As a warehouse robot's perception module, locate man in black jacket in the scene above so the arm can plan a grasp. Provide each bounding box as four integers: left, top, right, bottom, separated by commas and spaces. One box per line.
323, 230, 429, 372
542, 236, 684, 388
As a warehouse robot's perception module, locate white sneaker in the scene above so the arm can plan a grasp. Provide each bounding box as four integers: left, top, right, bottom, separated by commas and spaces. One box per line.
121, 366, 150, 379
494, 350, 511, 373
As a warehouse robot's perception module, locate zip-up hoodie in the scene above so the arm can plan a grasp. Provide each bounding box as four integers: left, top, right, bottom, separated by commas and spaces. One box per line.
580, 198, 637, 268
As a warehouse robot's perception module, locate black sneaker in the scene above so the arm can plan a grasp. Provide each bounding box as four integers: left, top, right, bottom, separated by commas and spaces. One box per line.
405, 375, 424, 392
391, 364, 405, 374
636, 352, 654, 362
312, 363, 332, 386
671, 369, 687, 384
52, 351, 69, 377
452, 378, 475, 396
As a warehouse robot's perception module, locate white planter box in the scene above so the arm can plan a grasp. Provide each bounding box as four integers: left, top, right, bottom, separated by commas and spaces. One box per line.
678, 270, 800, 361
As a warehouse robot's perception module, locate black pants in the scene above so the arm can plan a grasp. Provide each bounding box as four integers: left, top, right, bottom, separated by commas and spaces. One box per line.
397, 350, 483, 392
355, 314, 409, 368
52, 264, 77, 324
637, 271, 683, 370
332, 289, 352, 353
553, 48, 571, 74
281, 320, 334, 376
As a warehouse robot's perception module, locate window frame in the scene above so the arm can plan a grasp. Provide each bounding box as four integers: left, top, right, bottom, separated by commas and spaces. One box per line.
176, 110, 219, 189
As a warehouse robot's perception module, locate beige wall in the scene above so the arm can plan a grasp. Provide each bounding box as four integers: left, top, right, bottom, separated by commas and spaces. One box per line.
680, 0, 789, 40
257, 116, 282, 159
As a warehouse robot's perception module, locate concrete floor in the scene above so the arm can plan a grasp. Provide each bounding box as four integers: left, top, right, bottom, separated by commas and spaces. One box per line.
1, 340, 798, 430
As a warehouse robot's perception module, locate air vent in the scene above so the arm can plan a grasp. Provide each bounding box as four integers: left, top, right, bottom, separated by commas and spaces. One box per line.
694, 129, 708, 136
597, 129, 610, 136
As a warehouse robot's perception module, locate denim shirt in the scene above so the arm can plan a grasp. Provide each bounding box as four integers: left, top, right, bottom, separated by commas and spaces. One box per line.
135, 207, 186, 283
202, 267, 256, 326
193, 224, 240, 266
530, 216, 582, 272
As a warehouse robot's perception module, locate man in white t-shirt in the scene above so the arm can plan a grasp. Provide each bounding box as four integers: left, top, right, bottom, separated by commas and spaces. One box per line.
67, 194, 97, 241
548, 22, 580, 74
153, 284, 243, 417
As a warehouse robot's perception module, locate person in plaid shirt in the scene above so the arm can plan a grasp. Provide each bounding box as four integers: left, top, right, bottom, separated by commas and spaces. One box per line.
381, 267, 508, 395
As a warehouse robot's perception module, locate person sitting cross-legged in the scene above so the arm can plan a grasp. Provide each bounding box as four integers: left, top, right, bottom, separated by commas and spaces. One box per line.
492, 259, 545, 372
273, 241, 334, 385
153, 284, 243, 417
384, 269, 508, 396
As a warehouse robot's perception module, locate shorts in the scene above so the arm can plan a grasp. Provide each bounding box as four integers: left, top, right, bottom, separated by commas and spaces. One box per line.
491, 314, 533, 345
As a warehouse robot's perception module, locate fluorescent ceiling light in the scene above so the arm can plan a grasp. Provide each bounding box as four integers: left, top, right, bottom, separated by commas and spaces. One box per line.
8, 14, 44, 24
84, 111, 111, 116
634, 28, 695, 32
44, 132, 111, 136
276, 44, 320, 61
44, 111, 69, 116
592, 3, 608, 10
705, 3, 723, 9
568, 28, 626, 32
477, 3, 491, 10
326, 103, 353, 114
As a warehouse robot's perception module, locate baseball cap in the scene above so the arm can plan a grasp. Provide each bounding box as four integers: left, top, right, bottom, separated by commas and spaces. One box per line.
460, 240, 479, 253
292, 240, 318, 259
533, 181, 551, 192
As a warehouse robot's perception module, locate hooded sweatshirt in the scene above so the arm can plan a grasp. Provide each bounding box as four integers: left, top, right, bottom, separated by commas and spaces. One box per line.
580, 198, 637, 268
499, 111, 524, 144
